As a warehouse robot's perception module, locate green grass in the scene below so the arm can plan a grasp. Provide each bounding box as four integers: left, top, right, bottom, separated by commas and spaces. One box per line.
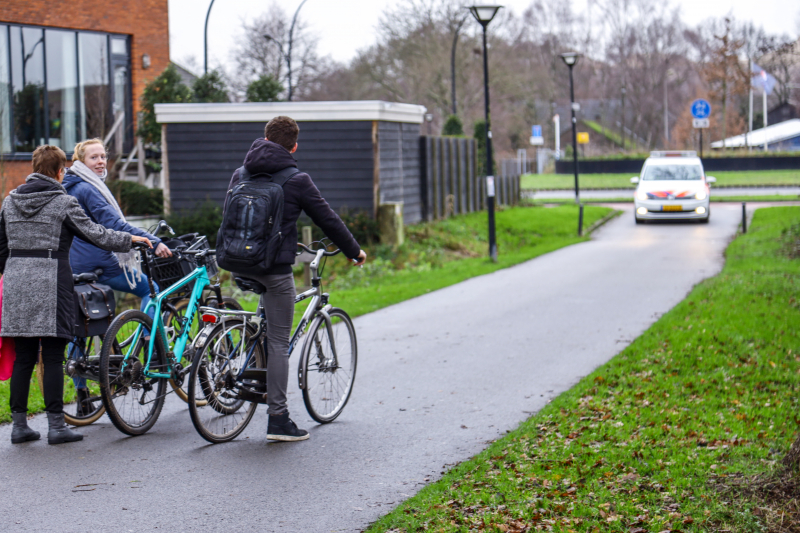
365, 206, 800, 532
0, 205, 614, 424
583, 120, 637, 151
522, 170, 800, 190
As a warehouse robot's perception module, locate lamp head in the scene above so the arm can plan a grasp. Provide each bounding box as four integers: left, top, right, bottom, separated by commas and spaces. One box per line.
621, 86, 627, 95
560, 52, 579, 67
468, 5, 503, 27
263, 34, 274, 42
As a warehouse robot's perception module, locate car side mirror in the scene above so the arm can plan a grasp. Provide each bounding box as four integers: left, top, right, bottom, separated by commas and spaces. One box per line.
706, 176, 716, 184
630, 177, 639, 184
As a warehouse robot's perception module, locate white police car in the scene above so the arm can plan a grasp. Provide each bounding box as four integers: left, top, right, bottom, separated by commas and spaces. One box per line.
631, 151, 715, 224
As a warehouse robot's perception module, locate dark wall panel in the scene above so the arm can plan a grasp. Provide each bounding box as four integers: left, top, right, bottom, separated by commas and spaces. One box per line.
377, 121, 423, 224
166, 121, 375, 213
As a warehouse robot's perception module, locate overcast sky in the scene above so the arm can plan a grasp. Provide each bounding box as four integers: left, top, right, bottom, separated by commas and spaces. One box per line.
169, 0, 800, 74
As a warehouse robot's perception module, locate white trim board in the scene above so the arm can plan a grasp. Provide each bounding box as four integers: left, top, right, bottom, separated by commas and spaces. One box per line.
154, 101, 427, 124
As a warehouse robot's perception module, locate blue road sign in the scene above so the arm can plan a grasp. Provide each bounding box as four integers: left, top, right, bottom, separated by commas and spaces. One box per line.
532, 125, 542, 137
691, 99, 711, 119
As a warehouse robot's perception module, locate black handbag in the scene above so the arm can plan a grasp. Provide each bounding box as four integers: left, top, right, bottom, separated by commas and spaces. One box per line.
73, 283, 116, 338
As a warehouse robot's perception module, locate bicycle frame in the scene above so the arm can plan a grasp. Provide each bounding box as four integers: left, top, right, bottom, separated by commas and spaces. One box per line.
197, 248, 336, 389
122, 264, 212, 379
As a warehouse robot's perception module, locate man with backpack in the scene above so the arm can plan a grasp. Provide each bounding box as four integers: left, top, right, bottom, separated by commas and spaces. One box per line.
218, 116, 366, 442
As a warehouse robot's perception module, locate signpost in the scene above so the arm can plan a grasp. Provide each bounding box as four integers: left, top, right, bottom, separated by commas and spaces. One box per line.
529, 125, 543, 146
691, 99, 711, 158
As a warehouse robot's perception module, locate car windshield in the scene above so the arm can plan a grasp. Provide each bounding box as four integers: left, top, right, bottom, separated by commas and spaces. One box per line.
643, 165, 703, 181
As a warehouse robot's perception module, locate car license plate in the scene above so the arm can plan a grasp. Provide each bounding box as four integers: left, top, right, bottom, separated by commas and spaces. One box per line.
662, 205, 683, 212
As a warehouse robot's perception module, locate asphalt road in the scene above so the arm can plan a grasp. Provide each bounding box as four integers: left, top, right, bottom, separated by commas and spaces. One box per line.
525, 186, 800, 200
0, 204, 744, 532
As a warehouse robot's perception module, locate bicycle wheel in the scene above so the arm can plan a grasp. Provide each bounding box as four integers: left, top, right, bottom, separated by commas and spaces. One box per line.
188, 317, 262, 443
99, 310, 168, 436
301, 308, 358, 423
35, 337, 106, 427
168, 296, 244, 403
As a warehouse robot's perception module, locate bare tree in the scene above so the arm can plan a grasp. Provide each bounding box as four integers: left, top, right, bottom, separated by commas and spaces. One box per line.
227, 1, 323, 101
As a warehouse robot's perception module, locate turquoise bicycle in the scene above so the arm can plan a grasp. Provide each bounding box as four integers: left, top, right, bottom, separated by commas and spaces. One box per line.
98, 237, 227, 435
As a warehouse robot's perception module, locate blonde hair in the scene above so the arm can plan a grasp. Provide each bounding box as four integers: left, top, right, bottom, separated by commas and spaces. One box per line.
72, 138, 106, 162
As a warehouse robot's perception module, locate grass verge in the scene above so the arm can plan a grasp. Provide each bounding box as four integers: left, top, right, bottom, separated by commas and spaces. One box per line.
366, 206, 800, 532
0, 205, 614, 424
522, 170, 800, 190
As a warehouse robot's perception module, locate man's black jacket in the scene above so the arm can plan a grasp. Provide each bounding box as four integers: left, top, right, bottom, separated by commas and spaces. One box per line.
226, 139, 361, 275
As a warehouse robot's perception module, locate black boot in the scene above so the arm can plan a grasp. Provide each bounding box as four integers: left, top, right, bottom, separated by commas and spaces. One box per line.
267, 412, 309, 442
11, 412, 40, 444
76, 388, 96, 417
47, 412, 83, 445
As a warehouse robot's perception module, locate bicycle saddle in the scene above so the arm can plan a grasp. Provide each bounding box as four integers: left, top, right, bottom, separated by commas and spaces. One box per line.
234, 277, 266, 295
72, 270, 101, 284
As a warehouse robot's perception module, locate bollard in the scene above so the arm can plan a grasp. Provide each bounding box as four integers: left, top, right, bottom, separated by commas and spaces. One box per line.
578, 203, 584, 236
741, 202, 747, 234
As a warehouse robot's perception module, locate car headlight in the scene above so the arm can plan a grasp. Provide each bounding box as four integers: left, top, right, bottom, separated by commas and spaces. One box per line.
695, 191, 707, 200
636, 190, 648, 200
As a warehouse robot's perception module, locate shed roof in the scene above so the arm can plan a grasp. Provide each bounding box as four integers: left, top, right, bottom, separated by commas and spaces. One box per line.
710, 119, 800, 148
155, 100, 427, 124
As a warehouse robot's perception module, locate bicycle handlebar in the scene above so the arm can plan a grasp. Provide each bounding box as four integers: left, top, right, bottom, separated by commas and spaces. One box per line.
297, 243, 341, 257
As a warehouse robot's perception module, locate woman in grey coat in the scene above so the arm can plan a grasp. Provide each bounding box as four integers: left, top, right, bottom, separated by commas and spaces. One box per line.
0, 145, 152, 445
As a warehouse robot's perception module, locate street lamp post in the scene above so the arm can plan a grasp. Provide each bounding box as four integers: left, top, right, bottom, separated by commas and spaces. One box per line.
204, 0, 216, 74
468, 4, 503, 263
620, 86, 626, 150
450, 15, 468, 116
561, 52, 580, 204
265, 0, 309, 101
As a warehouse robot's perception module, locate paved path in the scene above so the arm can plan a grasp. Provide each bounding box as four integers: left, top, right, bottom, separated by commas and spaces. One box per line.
0, 205, 744, 532
525, 186, 800, 200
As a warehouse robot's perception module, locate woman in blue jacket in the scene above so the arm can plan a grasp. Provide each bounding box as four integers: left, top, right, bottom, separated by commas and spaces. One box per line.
64, 139, 171, 412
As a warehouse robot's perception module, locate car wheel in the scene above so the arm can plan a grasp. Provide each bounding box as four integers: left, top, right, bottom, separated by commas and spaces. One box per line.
700, 216, 709, 224
634, 214, 643, 225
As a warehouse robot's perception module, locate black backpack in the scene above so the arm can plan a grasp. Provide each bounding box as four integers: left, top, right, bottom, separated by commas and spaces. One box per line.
216, 166, 299, 276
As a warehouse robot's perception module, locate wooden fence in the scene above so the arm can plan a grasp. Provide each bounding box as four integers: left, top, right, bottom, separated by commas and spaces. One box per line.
419, 136, 520, 222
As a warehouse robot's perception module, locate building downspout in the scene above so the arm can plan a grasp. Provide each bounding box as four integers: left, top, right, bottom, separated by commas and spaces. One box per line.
161, 124, 171, 216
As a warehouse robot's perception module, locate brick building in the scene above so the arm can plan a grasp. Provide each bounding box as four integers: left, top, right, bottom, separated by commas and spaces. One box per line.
0, 0, 169, 193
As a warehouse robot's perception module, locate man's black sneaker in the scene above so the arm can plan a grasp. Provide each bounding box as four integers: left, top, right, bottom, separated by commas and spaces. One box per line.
267, 412, 309, 442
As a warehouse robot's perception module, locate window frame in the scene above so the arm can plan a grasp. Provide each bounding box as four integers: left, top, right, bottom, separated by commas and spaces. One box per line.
0, 22, 131, 159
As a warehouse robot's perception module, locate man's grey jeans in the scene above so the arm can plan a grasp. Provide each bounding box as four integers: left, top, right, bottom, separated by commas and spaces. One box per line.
240, 272, 295, 416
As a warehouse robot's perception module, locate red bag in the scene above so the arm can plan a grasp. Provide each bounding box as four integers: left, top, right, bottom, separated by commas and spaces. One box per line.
0, 276, 16, 380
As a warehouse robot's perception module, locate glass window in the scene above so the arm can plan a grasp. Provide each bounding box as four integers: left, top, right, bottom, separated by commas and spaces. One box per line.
643, 165, 703, 181
45, 29, 79, 150
79, 33, 110, 141
0, 25, 130, 156
0, 26, 10, 153
110, 38, 127, 56
10, 26, 46, 152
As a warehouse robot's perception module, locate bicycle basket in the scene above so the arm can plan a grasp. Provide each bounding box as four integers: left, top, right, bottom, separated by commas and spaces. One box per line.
150, 253, 196, 298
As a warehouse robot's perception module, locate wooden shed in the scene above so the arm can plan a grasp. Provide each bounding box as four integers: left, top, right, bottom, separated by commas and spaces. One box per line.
154, 101, 426, 223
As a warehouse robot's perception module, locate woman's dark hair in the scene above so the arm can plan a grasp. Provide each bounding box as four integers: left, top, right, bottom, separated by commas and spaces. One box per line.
32, 145, 67, 179
264, 116, 299, 151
